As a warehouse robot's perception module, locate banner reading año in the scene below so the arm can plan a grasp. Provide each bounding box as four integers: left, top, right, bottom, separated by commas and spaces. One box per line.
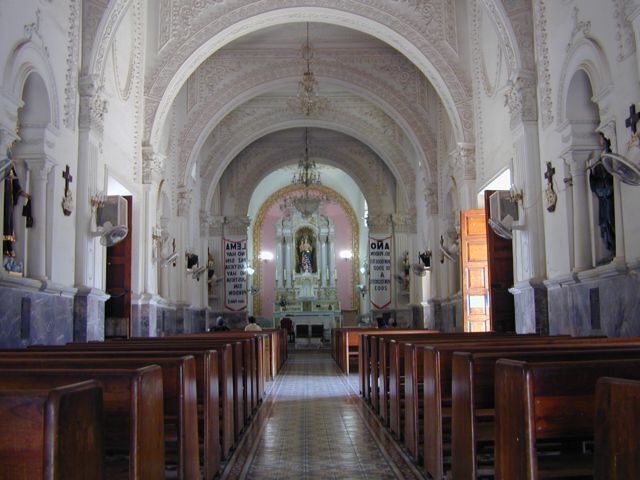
369, 235, 392, 309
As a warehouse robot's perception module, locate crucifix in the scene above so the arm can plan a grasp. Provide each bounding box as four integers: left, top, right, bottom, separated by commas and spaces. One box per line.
543, 161, 557, 212
62, 165, 73, 194
61, 165, 73, 216
625, 104, 640, 134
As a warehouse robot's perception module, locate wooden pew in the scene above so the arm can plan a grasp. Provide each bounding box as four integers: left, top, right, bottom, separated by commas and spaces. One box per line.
359, 330, 438, 410
495, 357, 640, 480
594, 377, 640, 480
0, 366, 164, 479
22, 344, 231, 475
0, 354, 202, 480
0, 380, 103, 480
332, 327, 379, 374
451, 345, 640, 480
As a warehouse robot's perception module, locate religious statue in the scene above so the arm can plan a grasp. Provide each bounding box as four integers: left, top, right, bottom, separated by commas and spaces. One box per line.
298, 234, 313, 273
3, 150, 31, 273
402, 251, 410, 290
589, 133, 615, 254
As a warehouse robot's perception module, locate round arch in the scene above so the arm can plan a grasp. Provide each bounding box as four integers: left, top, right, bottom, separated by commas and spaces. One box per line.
134, 5, 472, 146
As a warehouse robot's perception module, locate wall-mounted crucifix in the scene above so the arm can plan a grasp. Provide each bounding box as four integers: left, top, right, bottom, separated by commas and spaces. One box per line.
61, 164, 73, 216
543, 161, 557, 212
625, 104, 640, 134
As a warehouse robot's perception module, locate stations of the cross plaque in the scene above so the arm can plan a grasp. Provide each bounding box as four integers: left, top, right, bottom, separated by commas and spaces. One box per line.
61, 164, 73, 216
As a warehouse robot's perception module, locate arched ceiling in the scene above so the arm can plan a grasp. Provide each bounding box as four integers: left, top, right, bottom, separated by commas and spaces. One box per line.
154, 19, 451, 219
216, 128, 396, 216
101, 2, 473, 221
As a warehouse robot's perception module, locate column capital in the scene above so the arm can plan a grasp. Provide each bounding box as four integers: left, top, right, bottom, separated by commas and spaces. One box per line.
142, 145, 165, 184
22, 155, 57, 179
451, 143, 476, 181
367, 212, 392, 234
78, 75, 108, 133
392, 212, 417, 234
505, 73, 538, 127
176, 185, 192, 217
223, 216, 251, 236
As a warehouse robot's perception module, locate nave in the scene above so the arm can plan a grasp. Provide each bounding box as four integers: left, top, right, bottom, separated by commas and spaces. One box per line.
220, 351, 423, 480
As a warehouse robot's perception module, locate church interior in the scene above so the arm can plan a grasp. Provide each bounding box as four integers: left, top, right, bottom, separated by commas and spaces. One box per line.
2, 0, 640, 479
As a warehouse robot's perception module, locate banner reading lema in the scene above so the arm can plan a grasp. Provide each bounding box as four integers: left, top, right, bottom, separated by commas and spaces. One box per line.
224, 237, 248, 311
369, 235, 392, 309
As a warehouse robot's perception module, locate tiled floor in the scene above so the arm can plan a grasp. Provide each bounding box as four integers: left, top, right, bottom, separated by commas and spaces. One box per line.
220, 351, 424, 480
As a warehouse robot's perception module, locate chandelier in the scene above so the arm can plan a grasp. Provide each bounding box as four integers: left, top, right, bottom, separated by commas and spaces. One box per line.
287, 23, 329, 116
282, 128, 331, 217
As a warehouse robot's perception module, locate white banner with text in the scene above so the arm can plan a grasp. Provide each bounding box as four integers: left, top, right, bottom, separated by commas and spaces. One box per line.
369, 235, 392, 309
224, 236, 248, 311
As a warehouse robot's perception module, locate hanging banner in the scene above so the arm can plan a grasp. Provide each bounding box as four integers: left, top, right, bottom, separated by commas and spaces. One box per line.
369, 234, 392, 309
224, 236, 248, 311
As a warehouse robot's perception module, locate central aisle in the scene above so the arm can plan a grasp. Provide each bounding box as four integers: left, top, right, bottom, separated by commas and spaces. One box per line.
221, 351, 424, 480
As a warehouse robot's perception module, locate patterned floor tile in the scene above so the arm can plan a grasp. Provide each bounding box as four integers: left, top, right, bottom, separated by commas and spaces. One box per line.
219, 351, 425, 480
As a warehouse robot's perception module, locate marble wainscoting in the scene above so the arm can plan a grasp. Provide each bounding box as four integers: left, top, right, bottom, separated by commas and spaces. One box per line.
0, 275, 76, 348
179, 306, 207, 333
436, 293, 462, 332
74, 287, 109, 341
130, 295, 179, 337
545, 262, 640, 337
510, 280, 549, 334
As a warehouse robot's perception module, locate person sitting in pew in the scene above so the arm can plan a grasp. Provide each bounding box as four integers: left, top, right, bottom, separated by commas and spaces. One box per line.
245, 316, 262, 332
212, 316, 230, 331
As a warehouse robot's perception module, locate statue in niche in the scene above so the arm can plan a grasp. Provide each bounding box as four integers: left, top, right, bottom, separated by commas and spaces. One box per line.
2, 149, 31, 273
299, 235, 313, 273
589, 134, 615, 255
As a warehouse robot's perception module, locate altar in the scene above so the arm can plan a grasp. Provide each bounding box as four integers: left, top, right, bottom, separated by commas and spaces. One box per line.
271, 206, 341, 343
273, 312, 339, 343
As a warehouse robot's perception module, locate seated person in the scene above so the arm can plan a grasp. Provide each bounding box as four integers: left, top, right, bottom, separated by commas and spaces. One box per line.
211, 316, 229, 331
280, 317, 294, 341
244, 315, 262, 331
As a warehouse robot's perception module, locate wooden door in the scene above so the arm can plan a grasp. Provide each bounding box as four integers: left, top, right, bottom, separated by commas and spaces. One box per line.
105, 196, 132, 338
485, 191, 515, 332
460, 209, 490, 332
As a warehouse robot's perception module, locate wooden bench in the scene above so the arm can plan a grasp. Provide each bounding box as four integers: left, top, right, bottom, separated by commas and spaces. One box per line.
594, 377, 640, 480
495, 357, 640, 480
450, 344, 640, 480
0, 366, 165, 479
49, 339, 246, 438
0, 354, 202, 480
0, 380, 103, 480
21, 344, 230, 476
332, 327, 380, 374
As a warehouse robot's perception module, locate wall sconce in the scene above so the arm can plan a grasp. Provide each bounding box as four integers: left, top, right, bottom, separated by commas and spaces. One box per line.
356, 283, 368, 297
339, 250, 353, 261
191, 265, 207, 281
243, 262, 255, 276
258, 251, 274, 262
359, 262, 368, 275
185, 252, 199, 270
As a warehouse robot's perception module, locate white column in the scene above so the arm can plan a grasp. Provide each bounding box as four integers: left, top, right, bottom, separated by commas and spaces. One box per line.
329, 233, 336, 287
284, 236, 291, 287
275, 238, 283, 289
24, 156, 55, 280
75, 76, 107, 288
566, 151, 592, 272
320, 235, 327, 287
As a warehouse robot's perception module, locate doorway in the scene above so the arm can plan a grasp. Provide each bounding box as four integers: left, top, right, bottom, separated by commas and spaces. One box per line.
105, 195, 132, 338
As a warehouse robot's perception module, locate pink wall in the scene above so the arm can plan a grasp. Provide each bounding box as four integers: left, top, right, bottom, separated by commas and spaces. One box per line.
257, 197, 354, 319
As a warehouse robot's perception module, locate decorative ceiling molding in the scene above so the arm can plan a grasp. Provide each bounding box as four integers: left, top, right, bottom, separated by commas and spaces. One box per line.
133, 1, 473, 147
198, 97, 416, 213
175, 49, 436, 182
216, 129, 394, 217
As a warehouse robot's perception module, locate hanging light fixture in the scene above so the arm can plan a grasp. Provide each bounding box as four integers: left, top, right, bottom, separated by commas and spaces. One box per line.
287, 23, 329, 116
282, 128, 331, 217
